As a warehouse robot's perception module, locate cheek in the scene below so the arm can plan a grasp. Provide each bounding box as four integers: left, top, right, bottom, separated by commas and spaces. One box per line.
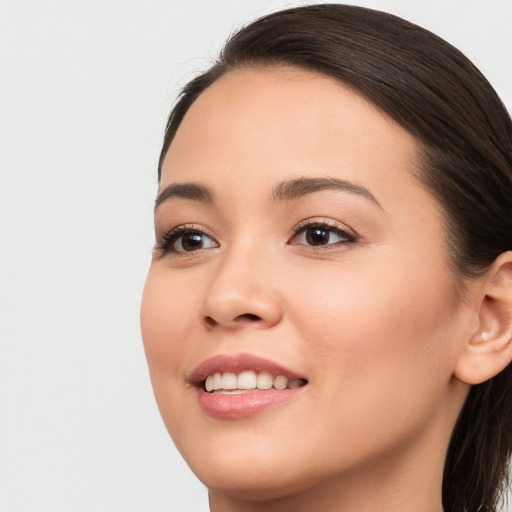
289, 256, 460, 405
140, 268, 193, 383
275, 261, 461, 470
141, 267, 200, 445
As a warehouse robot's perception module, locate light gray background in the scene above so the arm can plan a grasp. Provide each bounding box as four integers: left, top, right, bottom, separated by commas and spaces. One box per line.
1, 1, 511, 511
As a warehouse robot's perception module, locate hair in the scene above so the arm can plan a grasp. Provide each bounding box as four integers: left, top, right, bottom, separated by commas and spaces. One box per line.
158, 5, 512, 511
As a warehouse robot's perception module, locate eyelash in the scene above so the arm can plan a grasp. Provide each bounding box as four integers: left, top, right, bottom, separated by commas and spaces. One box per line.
155, 224, 218, 257
289, 219, 357, 248
155, 220, 357, 257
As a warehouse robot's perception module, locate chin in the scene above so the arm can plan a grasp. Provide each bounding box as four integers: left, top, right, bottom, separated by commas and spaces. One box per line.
172, 425, 321, 502
194, 459, 318, 503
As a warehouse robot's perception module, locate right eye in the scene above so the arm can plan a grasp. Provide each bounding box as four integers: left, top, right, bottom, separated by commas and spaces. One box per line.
156, 226, 219, 255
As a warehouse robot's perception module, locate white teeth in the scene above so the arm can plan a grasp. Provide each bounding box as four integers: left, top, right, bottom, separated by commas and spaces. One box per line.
256, 371, 273, 390
221, 372, 237, 390
273, 376, 288, 390
213, 372, 222, 390
204, 371, 305, 392
238, 371, 257, 389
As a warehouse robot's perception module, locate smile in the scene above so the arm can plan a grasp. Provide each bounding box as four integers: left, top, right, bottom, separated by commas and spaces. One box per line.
189, 353, 308, 418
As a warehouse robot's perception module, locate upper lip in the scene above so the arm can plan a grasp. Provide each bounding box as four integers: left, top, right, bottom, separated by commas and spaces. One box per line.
187, 353, 307, 386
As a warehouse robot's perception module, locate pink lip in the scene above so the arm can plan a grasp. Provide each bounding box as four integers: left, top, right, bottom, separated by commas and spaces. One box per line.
188, 353, 308, 419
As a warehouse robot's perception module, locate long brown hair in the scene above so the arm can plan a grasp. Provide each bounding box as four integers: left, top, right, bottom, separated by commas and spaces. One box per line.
158, 5, 512, 511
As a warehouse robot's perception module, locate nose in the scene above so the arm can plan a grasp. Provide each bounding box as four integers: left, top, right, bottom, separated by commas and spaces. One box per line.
199, 246, 283, 331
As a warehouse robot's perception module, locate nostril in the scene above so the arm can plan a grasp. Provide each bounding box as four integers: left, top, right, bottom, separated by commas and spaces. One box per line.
203, 313, 264, 329
235, 313, 261, 322
204, 316, 217, 327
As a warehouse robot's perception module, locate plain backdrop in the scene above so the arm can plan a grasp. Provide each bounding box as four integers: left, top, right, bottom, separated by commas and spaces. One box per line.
1, 1, 511, 511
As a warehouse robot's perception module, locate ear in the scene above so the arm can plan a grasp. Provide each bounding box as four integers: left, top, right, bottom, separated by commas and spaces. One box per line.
454, 251, 512, 385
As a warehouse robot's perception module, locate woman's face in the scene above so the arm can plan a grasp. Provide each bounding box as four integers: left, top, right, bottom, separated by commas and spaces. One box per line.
141, 67, 470, 502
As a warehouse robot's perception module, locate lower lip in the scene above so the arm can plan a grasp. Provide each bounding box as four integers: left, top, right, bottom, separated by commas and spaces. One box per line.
196, 387, 305, 419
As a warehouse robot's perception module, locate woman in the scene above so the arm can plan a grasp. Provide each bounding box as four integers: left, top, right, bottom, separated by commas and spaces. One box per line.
141, 4, 512, 511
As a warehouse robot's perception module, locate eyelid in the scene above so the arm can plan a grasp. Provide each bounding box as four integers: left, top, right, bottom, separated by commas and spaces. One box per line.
154, 223, 219, 257
289, 218, 358, 247
291, 217, 357, 237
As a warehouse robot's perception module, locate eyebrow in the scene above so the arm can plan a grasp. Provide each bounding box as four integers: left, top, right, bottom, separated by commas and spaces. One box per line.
154, 183, 214, 212
154, 176, 382, 212
272, 177, 382, 208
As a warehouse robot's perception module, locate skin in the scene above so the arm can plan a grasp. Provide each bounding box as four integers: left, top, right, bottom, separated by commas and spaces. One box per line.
141, 67, 482, 512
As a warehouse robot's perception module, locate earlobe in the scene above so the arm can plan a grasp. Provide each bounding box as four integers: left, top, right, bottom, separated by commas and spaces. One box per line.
454, 251, 512, 385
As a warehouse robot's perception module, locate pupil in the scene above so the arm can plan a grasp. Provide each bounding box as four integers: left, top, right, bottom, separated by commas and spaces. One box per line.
307, 228, 328, 245
183, 233, 203, 250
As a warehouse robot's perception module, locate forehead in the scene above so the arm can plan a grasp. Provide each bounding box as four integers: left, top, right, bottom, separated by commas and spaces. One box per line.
160, 66, 422, 209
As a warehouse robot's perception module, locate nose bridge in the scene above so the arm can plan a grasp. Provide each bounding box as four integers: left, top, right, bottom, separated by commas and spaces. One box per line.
200, 237, 282, 329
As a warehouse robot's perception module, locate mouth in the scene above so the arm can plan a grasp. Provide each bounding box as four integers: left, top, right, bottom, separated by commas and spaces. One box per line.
189, 353, 309, 418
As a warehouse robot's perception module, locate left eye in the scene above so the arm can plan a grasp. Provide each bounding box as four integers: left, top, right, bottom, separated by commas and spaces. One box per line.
290, 224, 355, 247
